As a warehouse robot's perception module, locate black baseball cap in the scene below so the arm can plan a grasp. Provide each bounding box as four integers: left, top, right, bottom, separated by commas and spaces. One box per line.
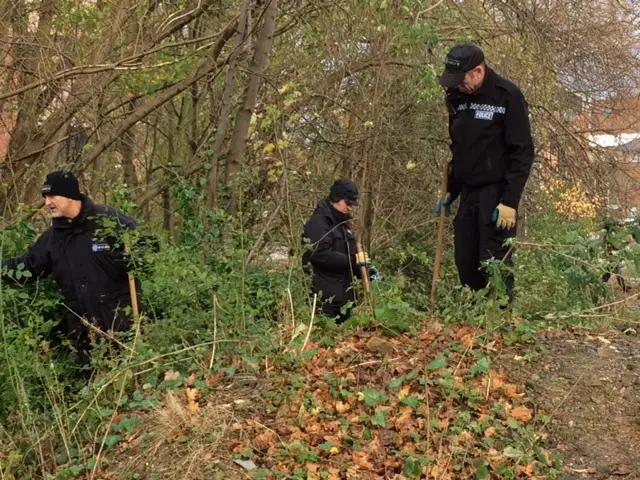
329, 179, 358, 206
438, 43, 485, 88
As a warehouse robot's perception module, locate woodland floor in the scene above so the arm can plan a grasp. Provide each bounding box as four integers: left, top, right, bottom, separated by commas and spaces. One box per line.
98, 308, 640, 480
502, 323, 640, 480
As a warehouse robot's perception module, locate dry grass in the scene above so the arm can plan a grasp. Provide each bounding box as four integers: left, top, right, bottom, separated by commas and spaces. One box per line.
101, 389, 235, 480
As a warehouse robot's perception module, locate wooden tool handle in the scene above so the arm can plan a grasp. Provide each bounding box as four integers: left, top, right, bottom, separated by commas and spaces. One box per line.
430, 162, 449, 313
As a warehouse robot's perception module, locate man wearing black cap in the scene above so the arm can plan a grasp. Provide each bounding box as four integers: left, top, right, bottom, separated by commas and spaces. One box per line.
434, 43, 534, 303
302, 179, 374, 323
1, 170, 148, 371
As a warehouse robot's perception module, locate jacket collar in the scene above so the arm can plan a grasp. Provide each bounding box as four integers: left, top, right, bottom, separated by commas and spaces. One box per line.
53, 195, 94, 229
316, 198, 350, 225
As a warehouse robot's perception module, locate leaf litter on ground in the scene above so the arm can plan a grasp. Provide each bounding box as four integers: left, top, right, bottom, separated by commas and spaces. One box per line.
233, 321, 559, 479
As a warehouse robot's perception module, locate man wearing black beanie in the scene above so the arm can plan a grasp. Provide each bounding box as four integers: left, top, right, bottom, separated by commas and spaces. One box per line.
1, 170, 151, 374
302, 179, 378, 323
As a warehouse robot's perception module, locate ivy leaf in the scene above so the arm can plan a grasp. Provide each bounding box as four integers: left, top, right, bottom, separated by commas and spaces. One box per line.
371, 410, 387, 428
507, 418, 521, 429
119, 417, 139, 434
470, 357, 491, 376
105, 435, 122, 449
318, 441, 334, 452
401, 396, 420, 409
403, 456, 422, 478
362, 390, 388, 407
427, 356, 447, 371
475, 459, 489, 479
388, 376, 404, 389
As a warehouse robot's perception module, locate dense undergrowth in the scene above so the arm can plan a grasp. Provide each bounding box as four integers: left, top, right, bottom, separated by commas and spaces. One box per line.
1, 194, 640, 478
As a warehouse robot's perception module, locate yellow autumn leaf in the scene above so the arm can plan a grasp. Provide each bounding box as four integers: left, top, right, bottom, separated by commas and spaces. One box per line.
263, 143, 276, 154
398, 385, 410, 400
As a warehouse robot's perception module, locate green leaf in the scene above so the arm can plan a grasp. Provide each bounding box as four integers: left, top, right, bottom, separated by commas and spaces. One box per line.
371, 410, 387, 428
402, 396, 420, 409
474, 459, 489, 479
322, 337, 335, 347
105, 435, 122, 449
318, 441, 333, 452
362, 389, 388, 407
99, 408, 114, 418
70, 465, 86, 475
403, 457, 422, 478
388, 376, 404, 389
427, 356, 447, 371
507, 418, 521, 429
470, 357, 491, 376
119, 417, 139, 434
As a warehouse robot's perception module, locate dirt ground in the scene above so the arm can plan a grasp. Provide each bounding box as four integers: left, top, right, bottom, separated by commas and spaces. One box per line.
501, 323, 640, 479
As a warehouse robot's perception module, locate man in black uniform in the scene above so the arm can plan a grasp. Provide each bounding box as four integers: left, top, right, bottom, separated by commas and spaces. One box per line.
302, 179, 375, 323
434, 43, 534, 302
1, 171, 147, 368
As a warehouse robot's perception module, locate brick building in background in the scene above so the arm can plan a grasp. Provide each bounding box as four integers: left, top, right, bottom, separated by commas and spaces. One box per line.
580, 97, 640, 218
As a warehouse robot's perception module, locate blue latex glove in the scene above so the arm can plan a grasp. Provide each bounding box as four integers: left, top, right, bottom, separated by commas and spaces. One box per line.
368, 267, 380, 282
433, 193, 453, 217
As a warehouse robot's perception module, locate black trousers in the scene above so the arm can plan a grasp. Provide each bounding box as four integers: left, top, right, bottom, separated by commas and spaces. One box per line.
64, 295, 136, 368
321, 302, 353, 324
454, 184, 515, 300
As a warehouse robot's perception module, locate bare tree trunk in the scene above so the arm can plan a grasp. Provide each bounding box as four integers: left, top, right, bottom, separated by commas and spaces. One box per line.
121, 100, 138, 188
359, 37, 388, 253
162, 179, 171, 232
225, 0, 278, 214
206, 0, 250, 209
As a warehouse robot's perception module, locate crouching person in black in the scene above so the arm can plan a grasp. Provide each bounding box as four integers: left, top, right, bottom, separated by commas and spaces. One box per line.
302, 179, 374, 324
1, 170, 153, 374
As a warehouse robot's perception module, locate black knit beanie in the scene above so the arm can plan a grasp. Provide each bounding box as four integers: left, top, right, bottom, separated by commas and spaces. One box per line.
41, 170, 82, 200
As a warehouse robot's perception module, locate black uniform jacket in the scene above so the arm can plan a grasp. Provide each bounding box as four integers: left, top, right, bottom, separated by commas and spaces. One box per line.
302, 199, 360, 308
1, 196, 143, 330
446, 67, 534, 209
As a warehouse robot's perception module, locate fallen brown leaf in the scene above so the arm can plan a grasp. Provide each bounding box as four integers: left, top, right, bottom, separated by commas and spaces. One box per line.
504, 384, 524, 399
185, 387, 199, 414
255, 431, 275, 450
352, 451, 375, 471
509, 405, 533, 423
484, 427, 496, 437
164, 370, 180, 381
394, 406, 413, 430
